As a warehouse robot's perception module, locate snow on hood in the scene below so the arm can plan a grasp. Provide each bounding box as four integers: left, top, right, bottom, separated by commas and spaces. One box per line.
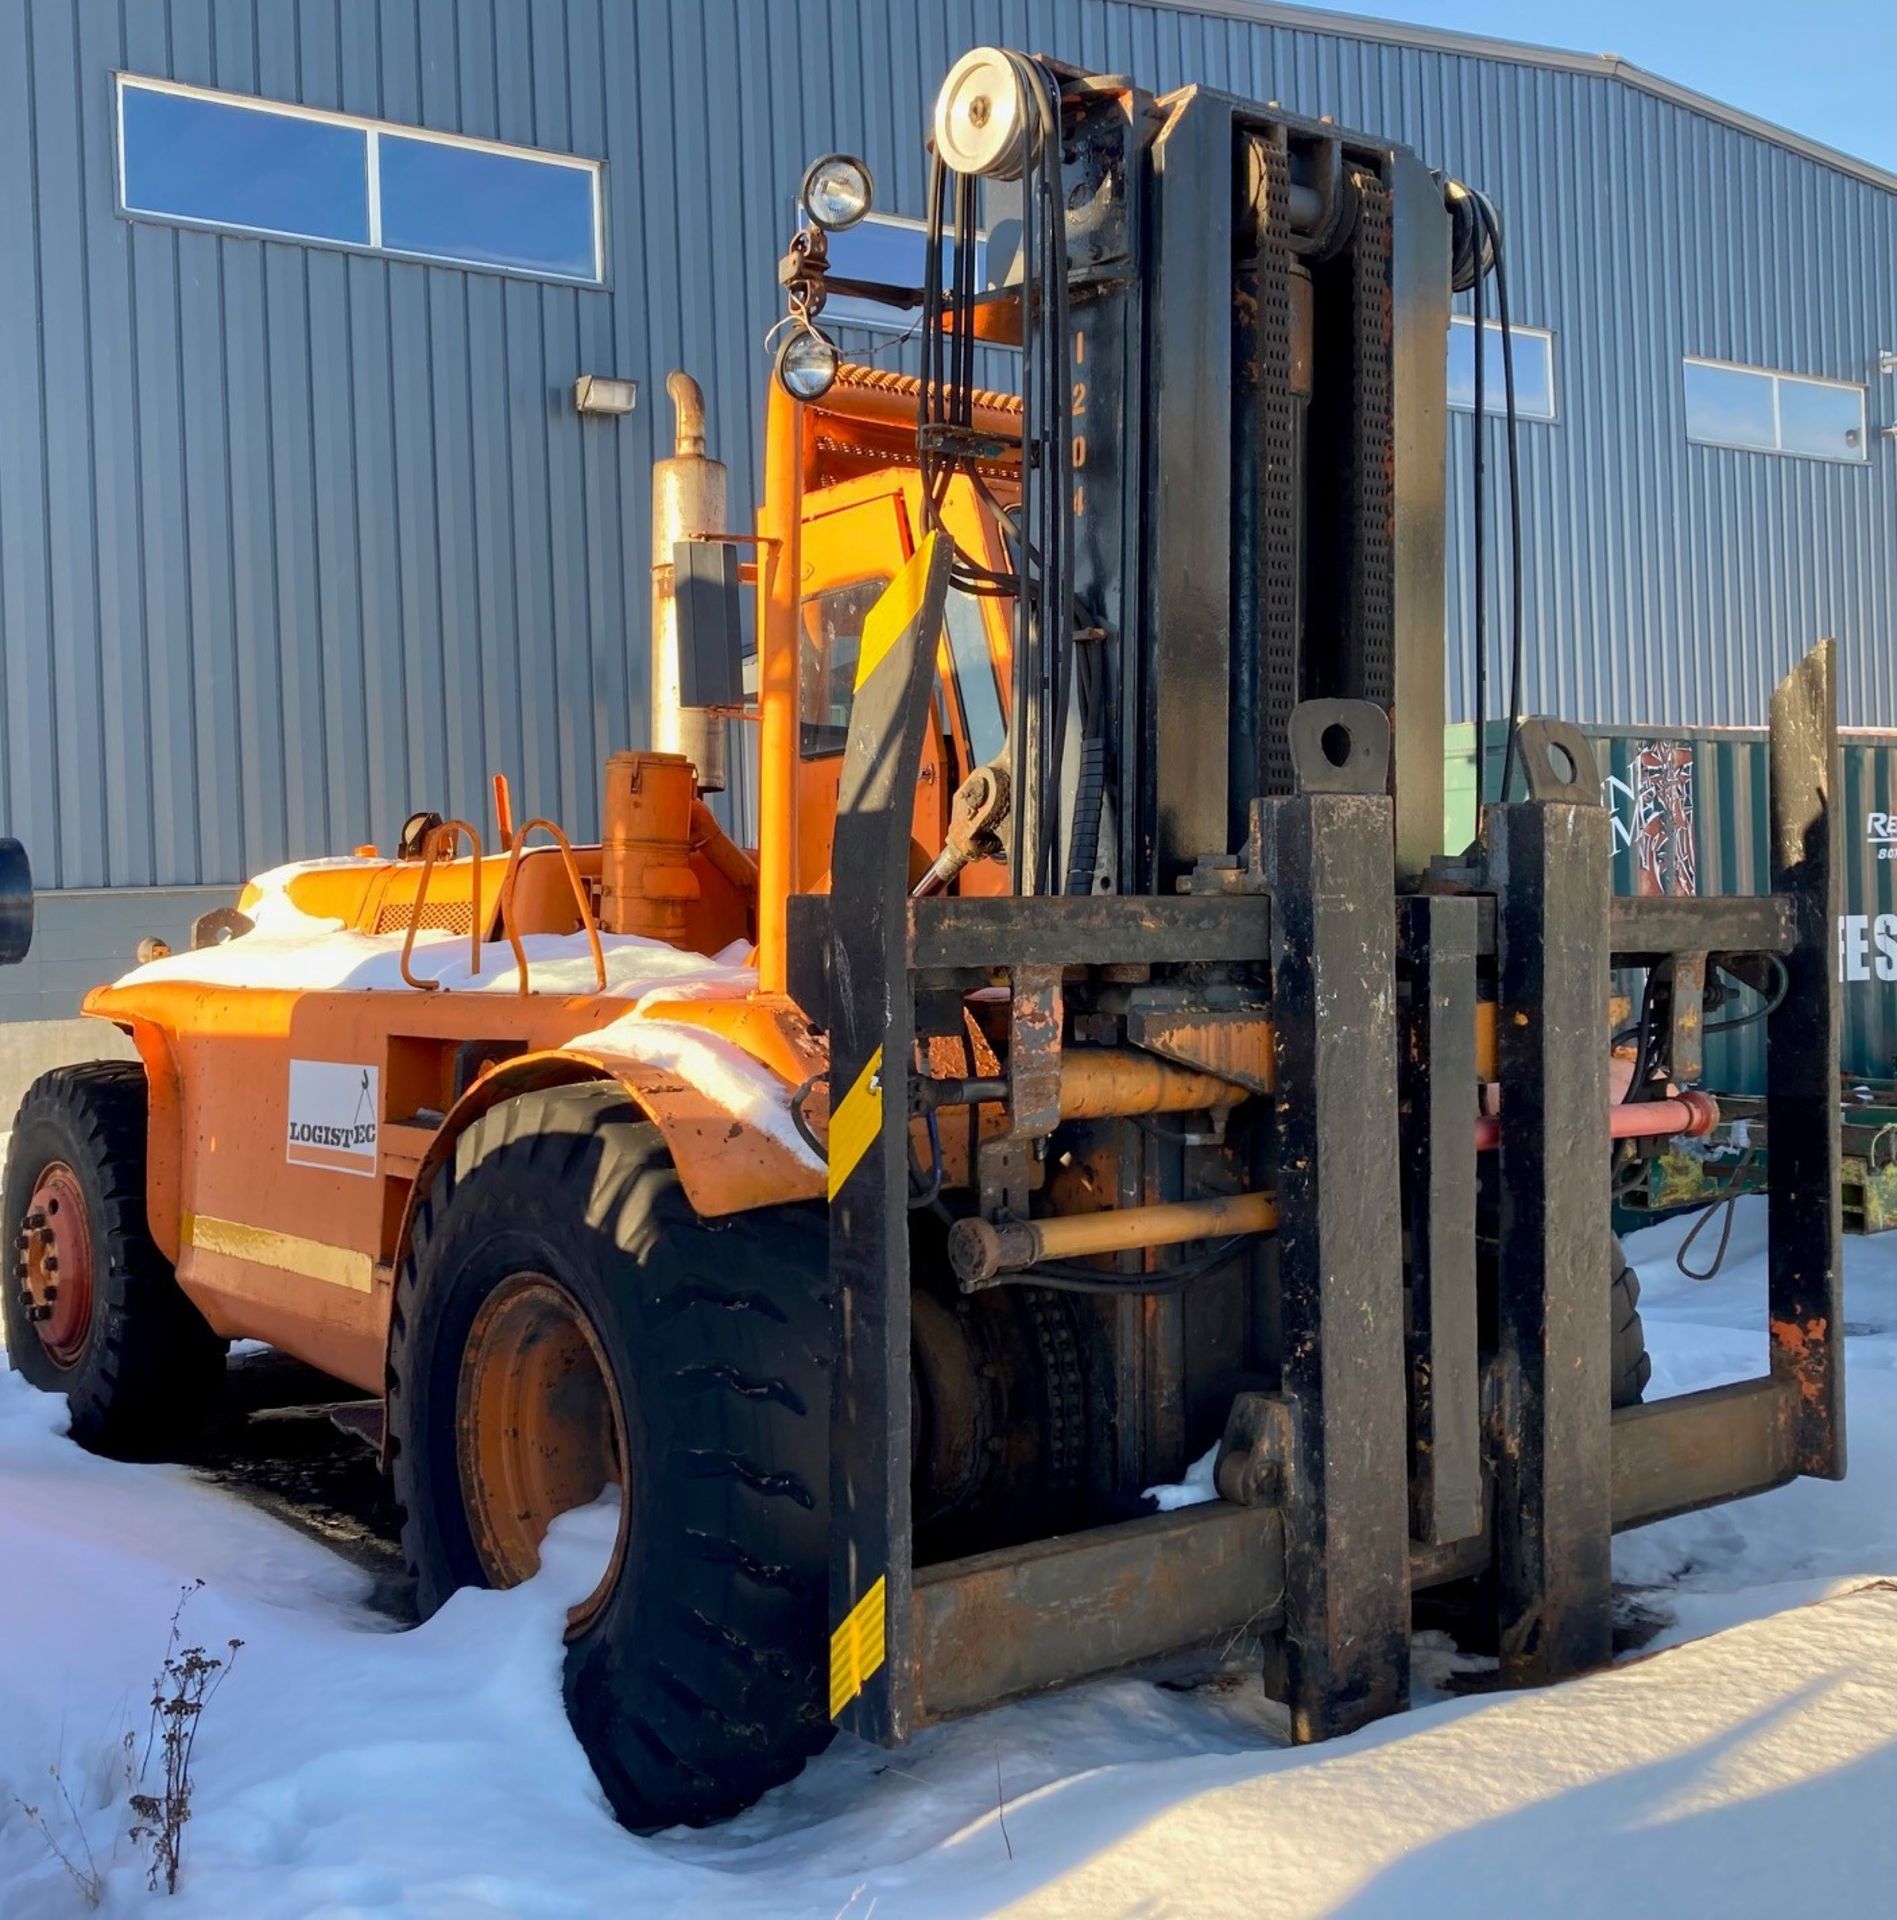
114, 924, 757, 1002
239, 857, 386, 937
107, 923, 821, 1167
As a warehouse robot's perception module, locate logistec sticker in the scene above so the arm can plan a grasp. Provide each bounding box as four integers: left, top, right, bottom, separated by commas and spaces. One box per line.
286, 1060, 380, 1176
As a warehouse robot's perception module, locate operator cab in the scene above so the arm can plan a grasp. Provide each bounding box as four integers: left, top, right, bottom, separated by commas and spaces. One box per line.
793, 460, 1015, 894
767, 149, 1024, 899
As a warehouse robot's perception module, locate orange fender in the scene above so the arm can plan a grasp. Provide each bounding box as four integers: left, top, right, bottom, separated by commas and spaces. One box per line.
113, 1016, 187, 1266
390, 1042, 822, 1262
377, 1043, 823, 1460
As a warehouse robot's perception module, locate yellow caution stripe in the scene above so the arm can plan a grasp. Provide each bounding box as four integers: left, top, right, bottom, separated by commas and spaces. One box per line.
826, 1045, 884, 1202
182, 1212, 376, 1294
853, 533, 940, 691
829, 1574, 888, 1719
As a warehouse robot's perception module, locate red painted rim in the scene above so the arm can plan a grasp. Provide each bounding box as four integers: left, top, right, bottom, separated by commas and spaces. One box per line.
19, 1163, 94, 1369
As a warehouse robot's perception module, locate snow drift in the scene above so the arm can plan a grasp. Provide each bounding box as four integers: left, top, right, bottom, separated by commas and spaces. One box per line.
4, 1197, 1897, 1916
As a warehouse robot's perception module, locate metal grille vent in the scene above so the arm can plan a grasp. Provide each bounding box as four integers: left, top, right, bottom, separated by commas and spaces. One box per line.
373, 899, 473, 936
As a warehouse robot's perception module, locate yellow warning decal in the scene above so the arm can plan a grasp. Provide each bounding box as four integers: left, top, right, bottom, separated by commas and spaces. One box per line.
829, 1574, 888, 1719
853, 532, 939, 691
182, 1212, 375, 1294
826, 1044, 884, 1202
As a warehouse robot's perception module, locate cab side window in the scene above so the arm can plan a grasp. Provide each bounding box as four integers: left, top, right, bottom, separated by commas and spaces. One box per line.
799, 577, 891, 758
944, 586, 1007, 768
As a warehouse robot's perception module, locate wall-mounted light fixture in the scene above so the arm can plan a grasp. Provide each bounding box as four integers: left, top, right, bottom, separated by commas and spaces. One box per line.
574, 375, 638, 416
1880, 350, 1897, 377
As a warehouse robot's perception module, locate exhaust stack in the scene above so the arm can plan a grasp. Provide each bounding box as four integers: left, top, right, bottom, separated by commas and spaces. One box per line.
650, 370, 729, 793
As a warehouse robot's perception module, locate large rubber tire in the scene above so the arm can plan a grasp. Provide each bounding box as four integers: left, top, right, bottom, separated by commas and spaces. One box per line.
387, 1084, 834, 1831
1610, 1233, 1652, 1409
2, 1062, 225, 1455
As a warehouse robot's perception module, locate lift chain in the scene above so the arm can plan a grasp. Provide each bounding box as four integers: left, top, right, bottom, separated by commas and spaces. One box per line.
1347, 171, 1397, 708
1255, 137, 1301, 801
1025, 1289, 1085, 1500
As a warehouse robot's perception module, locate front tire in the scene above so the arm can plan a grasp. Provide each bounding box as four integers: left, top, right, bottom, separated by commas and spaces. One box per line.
387, 1084, 835, 1830
2, 1062, 225, 1455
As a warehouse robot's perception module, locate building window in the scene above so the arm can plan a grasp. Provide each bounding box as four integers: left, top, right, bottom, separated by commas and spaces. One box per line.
1683, 357, 1867, 463
1447, 316, 1557, 422
116, 75, 603, 284
809, 212, 989, 332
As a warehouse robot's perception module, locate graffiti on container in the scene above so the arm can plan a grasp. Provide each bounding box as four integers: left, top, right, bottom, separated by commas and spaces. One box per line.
1603, 741, 1697, 896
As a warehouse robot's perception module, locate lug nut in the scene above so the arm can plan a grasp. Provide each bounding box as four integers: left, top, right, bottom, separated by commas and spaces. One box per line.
42, 1255, 57, 1275
28, 1302, 51, 1323
41, 1283, 56, 1303
24, 1210, 44, 1231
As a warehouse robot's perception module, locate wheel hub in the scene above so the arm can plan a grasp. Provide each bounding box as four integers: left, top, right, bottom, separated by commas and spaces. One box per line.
455, 1273, 631, 1634
16, 1163, 93, 1369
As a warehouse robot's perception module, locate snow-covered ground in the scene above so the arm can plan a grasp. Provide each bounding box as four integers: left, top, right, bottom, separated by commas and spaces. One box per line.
5, 1197, 1897, 1917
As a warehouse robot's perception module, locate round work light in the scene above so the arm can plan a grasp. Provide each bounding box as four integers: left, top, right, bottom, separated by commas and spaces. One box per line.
800, 153, 875, 231
775, 327, 840, 403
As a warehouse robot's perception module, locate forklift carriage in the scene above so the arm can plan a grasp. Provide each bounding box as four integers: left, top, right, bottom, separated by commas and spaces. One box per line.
789, 55, 1841, 1747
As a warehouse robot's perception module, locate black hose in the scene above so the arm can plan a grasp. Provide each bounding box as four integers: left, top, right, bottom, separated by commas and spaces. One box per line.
919, 58, 1085, 897
1675, 1144, 1759, 1282
1616, 952, 1792, 1101
1004, 69, 1039, 886
918, 162, 1015, 601
788, 1071, 826, 1161
1470, 201, 1488, 810
1621, 968, 1664, 1104
1030, 56, 1071, 895
907, 1109, 944, 1210
1704, 954, 1790, 1034
993, 1234, 1253, 1295
1475, 195, 1527, 809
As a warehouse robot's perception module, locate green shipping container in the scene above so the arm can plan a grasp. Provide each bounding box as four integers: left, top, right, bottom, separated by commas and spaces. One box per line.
1445, 722, 1897, 1095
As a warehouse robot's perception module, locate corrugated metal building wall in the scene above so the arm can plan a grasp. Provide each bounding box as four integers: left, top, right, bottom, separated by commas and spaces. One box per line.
2, 0, 1894, 1016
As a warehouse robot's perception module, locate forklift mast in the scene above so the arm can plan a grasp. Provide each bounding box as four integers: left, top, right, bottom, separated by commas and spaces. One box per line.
971, 62, 1451, 894
794, 48, 1838, 1761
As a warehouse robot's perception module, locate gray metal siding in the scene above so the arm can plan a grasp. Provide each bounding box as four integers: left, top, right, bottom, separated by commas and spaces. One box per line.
1, 0, 1893, 915
0, 0, 654, 893
0, 887, 231, 1024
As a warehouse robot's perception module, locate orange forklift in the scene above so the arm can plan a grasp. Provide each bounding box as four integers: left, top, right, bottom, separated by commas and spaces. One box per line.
5, 48, 1839, 1830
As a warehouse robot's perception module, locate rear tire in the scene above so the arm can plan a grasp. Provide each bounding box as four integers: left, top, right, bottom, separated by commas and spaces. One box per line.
1417, 1232, 1653, 1652
1610, 1233, 1651, 1409
387, 1083, 835, 1830
2, 1062, 225, 1456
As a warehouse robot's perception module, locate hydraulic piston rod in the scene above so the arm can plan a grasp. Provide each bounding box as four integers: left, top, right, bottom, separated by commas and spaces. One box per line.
947, 1190, 1280, 1288
916, 1049, 1246, 1121
945, 1085, 1714, 1291
1472, 1087, 1720, 1153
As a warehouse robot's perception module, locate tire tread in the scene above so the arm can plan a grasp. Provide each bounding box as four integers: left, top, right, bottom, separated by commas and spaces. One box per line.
1, 1062, 223, 1455
386, 1082, 833, 1829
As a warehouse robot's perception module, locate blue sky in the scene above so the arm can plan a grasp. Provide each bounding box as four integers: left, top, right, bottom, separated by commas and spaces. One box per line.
1364, 0, 1897, 171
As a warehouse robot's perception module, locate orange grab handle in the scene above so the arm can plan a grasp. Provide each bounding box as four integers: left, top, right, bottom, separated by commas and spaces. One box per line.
400, 820, 485, 992
492, 771, 517, 854
497, 817, 607, 998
